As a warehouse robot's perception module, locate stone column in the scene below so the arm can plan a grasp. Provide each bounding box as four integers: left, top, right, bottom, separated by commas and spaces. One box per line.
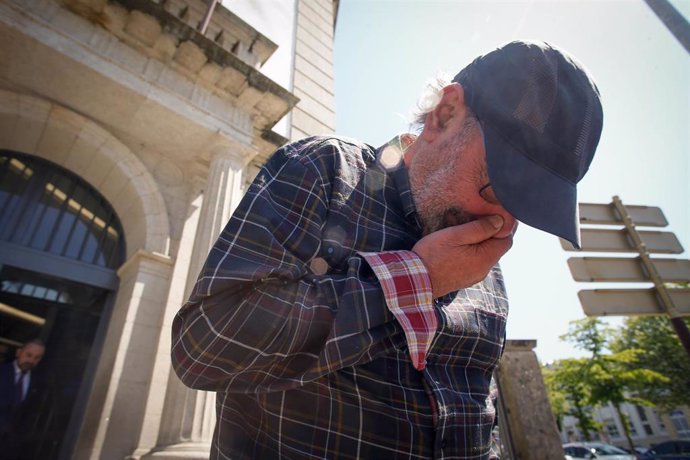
188, 145, 247, 264
123, 189, 204, 460
72, 249, 174, 460
138, 145, 250, 460
495, 340, 564, 460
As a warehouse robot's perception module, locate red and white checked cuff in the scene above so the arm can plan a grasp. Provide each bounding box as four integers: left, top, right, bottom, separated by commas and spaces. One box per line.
359, 250, 437, 371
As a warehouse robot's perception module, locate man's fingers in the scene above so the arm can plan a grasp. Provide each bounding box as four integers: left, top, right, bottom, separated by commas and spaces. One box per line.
444, 215, 504, 245
451, 235, 513, 289
411, 215, 515, 297
478, 231, 514, 261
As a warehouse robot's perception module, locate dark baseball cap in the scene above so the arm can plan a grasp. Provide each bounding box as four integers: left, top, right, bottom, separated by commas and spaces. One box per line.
453, 40, 603, 248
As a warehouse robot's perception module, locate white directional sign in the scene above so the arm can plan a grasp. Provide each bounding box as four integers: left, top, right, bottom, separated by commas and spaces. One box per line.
568, 257, 690, 282
579, 288, 690, 317
561, 228, 684, 254
579, 203, 668, 227
568, 199, 690, 357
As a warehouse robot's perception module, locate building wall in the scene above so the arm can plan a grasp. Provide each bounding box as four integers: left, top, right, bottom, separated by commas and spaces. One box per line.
561, 402, 690, 449
216, 0, 340, 142
291, 0, 337, 141
223, 0, 298, 90
222, 0, 298, 138
0, 0, 337, 459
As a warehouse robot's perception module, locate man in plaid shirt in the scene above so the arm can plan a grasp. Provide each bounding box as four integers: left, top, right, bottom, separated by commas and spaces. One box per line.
172, 40, 603, 459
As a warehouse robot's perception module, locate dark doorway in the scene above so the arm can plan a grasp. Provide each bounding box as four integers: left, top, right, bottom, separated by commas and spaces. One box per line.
0, 152, 125, 460
0, 266, 110, 459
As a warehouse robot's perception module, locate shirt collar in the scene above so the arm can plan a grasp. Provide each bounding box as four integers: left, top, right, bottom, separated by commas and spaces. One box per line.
13, 360, 24, 377
376, 134, 423, 235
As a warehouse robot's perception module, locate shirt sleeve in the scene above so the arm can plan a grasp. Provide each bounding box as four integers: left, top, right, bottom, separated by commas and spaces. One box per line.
358, 251, 437, 371
171, 142, 404, 394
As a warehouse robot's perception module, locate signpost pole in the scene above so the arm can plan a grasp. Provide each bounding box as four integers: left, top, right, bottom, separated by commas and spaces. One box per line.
611, 195, 690, 360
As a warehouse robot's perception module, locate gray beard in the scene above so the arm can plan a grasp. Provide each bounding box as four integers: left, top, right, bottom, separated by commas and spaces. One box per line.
409, 157, 477, 235
408, 116, 478, 235
420, 206, 477, 235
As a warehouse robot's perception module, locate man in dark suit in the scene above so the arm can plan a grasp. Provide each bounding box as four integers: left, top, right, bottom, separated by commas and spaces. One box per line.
0, 339, 46, 460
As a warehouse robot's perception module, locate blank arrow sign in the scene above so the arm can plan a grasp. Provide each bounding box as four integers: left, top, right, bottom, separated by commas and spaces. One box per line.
579, 203, 668, 227
579, 288, 690, 317
568, 257, 690, 282
561, 229, 684, 254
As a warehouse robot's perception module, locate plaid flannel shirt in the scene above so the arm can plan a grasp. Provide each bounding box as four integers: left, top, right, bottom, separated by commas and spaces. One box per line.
172, 136, 509, 459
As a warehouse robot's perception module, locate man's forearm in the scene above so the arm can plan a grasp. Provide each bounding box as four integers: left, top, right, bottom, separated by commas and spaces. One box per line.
171, 256, 402, 393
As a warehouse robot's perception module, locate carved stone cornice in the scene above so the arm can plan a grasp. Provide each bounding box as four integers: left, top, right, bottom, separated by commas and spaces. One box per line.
61, 0, 299, 138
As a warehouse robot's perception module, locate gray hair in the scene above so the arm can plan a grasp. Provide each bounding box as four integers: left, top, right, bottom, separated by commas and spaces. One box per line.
410, 73, 452, 131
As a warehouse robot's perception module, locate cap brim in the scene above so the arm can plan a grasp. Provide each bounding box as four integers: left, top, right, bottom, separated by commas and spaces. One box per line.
483, 122, 581, 248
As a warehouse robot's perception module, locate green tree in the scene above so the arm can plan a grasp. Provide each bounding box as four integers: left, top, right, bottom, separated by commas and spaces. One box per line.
543, 358, 600, 440
559, 318, 668, 451
611, 315, 690, 411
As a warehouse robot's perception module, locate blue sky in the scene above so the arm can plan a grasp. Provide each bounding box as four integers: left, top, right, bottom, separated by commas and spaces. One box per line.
334, 0, 690, 363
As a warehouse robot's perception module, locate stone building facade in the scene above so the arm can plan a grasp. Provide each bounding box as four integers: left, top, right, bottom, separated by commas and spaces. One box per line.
0, 0, 337, 458
561, 403, 690, 449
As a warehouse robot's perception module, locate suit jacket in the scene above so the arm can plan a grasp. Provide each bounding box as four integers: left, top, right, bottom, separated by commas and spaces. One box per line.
0, 361, 19, 433
0, 361, 42, 433
0, 361, 48, 460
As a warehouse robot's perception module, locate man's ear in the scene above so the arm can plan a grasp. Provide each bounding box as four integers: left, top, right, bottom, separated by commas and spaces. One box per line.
420, 83, 466, 143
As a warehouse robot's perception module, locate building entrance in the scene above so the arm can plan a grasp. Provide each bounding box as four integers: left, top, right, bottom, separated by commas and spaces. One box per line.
0, 152, 125, 460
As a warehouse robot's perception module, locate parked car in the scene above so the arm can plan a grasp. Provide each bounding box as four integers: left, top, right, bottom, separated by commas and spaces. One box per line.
564, 442, 636, 460
620, 446, 650, 460
642, 440, 690, 459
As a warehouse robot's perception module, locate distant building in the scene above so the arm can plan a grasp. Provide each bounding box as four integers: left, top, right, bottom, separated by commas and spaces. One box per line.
0, 0, 337, 458
561, 403, 690, 448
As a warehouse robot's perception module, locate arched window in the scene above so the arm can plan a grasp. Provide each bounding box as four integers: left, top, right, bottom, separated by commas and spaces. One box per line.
0, 151, 126, 460
0, 152, 125, 269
